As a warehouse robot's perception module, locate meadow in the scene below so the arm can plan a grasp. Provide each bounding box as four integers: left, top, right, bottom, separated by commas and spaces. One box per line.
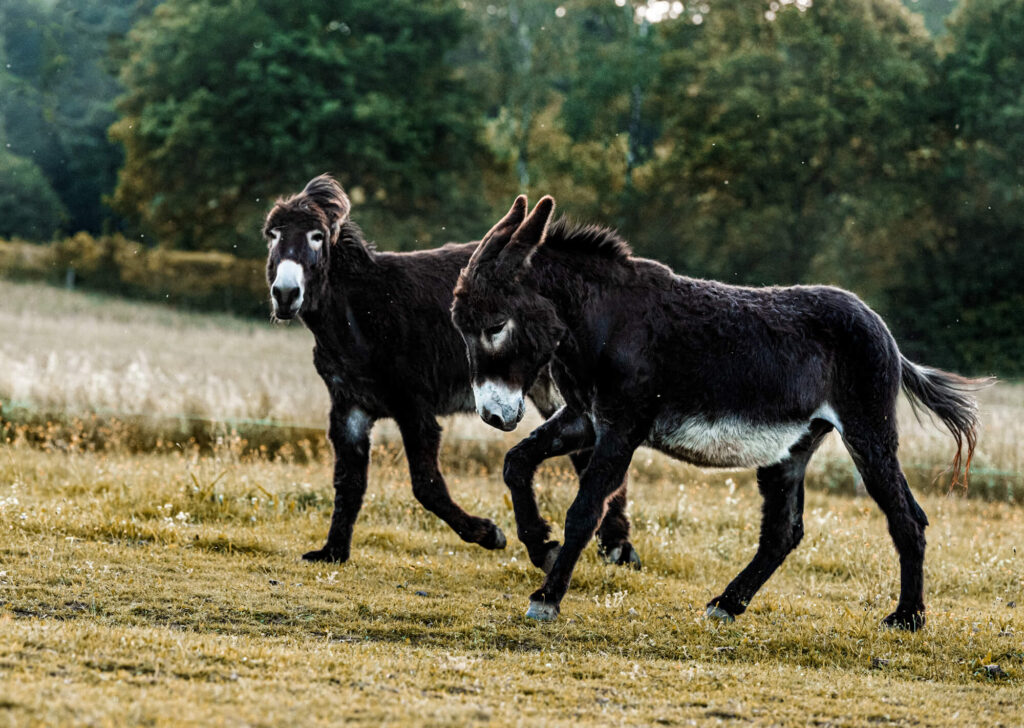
1, 281, 1021, 726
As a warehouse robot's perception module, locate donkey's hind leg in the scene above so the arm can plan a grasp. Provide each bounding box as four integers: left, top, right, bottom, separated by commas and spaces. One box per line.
398, 413, 507, 550
504, 407, 595, 572
706, 421, 832, 622
843, 426, 929, 631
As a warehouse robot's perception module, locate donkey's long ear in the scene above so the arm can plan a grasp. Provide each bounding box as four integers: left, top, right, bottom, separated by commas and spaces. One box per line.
495, 196, 555, 278
466, 195, 528, 270
302, 174, 351, 239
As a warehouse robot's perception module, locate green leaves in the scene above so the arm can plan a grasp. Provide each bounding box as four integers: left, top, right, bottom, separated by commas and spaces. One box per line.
886, 0, 1024, 374
111, 0, 489, 255
3, 0, 1020, 374
641, 0, 939, 289
0, 149, 67, 241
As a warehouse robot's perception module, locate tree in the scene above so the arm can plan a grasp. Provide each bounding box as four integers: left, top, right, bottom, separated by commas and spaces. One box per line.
884, 0, 1024, 374
0, 10, 65, 240
111, 0, 492, 255
0, 148, 67, 241
459, 0, 566, 193
0, 0, 160, 236
547, 0, 667, 230
457, 1, 670, 232
641, 0, 940, 297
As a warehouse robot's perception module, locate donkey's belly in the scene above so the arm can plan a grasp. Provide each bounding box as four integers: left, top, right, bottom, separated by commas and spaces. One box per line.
646, 414, 812, 469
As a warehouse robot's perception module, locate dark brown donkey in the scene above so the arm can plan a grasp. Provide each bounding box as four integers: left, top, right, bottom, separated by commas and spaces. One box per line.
451, 195, 985, 630
263, 176, 638, 566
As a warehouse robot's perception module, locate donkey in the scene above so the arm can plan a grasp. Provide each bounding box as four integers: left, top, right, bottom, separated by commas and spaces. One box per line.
263, 175, 638, 567
451, 195, 985, 630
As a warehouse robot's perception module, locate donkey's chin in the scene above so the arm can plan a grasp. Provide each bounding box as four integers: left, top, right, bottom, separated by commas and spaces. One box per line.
483, 414, 521, 432
271, 304, 301, 321
478, 402, 526, 431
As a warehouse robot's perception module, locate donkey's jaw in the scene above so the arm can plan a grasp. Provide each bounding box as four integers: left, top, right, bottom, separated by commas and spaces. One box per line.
473, 379, 525, 431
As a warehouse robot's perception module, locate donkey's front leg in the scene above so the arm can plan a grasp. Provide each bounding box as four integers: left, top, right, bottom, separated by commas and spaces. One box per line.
504, 406, 595, 571
571, 452, 639, 570
398, 412, 506, 550
303, 404, 373, 562
526, 427, 638, 621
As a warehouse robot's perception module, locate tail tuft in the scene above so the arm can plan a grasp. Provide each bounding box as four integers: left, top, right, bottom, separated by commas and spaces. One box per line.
900, 357, 993, 491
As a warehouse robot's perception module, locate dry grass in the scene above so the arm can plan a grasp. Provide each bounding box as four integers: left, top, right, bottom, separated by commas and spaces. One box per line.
0, 280, 1022, 726
0, 280, 323, 425
1, 280, 1020, 500
0, 442, 1021, 727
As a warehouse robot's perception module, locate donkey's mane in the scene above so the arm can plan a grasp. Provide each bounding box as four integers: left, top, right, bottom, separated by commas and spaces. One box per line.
544, 217, 632, 262
337, 219, 377, 253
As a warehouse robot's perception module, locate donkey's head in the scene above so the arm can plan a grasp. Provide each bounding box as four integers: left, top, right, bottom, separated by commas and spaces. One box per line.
452, 195, 564, 431
264, 174, 351, 320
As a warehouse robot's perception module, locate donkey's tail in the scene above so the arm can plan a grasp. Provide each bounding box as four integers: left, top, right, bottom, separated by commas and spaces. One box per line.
899, 356, 992, 490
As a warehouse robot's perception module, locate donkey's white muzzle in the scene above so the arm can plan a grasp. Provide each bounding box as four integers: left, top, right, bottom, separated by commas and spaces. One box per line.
271, 260, 304, 318
474, 380, 525, 431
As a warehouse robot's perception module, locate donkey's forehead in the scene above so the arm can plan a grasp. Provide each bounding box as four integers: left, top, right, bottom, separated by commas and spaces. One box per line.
453, 288, 512, 326
456, 268, 517, 300
265, 205, 327, 232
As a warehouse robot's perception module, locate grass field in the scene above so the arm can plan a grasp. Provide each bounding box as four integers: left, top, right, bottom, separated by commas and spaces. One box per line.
1, 281, 1022, 726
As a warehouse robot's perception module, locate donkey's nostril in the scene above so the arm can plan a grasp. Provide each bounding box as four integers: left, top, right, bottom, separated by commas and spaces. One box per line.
273, 285, 299, 309
484, 412, 504, 429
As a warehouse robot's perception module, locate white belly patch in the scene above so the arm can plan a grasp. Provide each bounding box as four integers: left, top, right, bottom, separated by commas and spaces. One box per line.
647, 405, 840, 469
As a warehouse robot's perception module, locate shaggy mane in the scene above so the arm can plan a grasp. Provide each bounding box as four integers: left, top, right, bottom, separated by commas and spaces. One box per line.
336, 219, 376, 253
544, 217, 632, 261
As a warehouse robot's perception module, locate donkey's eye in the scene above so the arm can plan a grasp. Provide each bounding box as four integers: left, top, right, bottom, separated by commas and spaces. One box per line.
484, 322, 507, 338
307, 230, 325, 251
267, 228, 282, 248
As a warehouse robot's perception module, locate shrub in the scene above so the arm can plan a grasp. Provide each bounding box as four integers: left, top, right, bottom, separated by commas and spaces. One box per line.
0, 237, 56, 280
0, 150, 68, 240
1, 234, 267, 317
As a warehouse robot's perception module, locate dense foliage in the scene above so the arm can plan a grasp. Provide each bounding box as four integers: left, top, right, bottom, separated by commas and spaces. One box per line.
0, 0, 161, 235
1, 0, 1020, 374
642, 0, 940, 290
884, 0, 1024, 374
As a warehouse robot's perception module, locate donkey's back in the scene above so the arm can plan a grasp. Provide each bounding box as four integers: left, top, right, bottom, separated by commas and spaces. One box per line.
638, 277, 896, 416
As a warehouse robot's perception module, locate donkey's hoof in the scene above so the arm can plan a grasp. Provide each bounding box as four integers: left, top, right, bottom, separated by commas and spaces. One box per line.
481, 522, 507, 550
882, 609, 925, 631
705, 605, 735, 623
526, 600, 559, 622
603, 543, 642, 570
302, 547, 348, 563
541, 545, 562, 574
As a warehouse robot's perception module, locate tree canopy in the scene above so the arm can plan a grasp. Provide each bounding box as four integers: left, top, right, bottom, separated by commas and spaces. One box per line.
884, 0, 1024, 373
640, 0, 939, 290
110, 0, 492, 255
0, 0, 160, 234
4, 0, 1022, 375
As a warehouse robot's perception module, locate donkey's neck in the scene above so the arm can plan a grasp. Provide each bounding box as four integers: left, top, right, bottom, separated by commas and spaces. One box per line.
528, 248, 628, 331
299, 223, 382, 346
523, 250, 631, 376
331, 221, 378, 274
